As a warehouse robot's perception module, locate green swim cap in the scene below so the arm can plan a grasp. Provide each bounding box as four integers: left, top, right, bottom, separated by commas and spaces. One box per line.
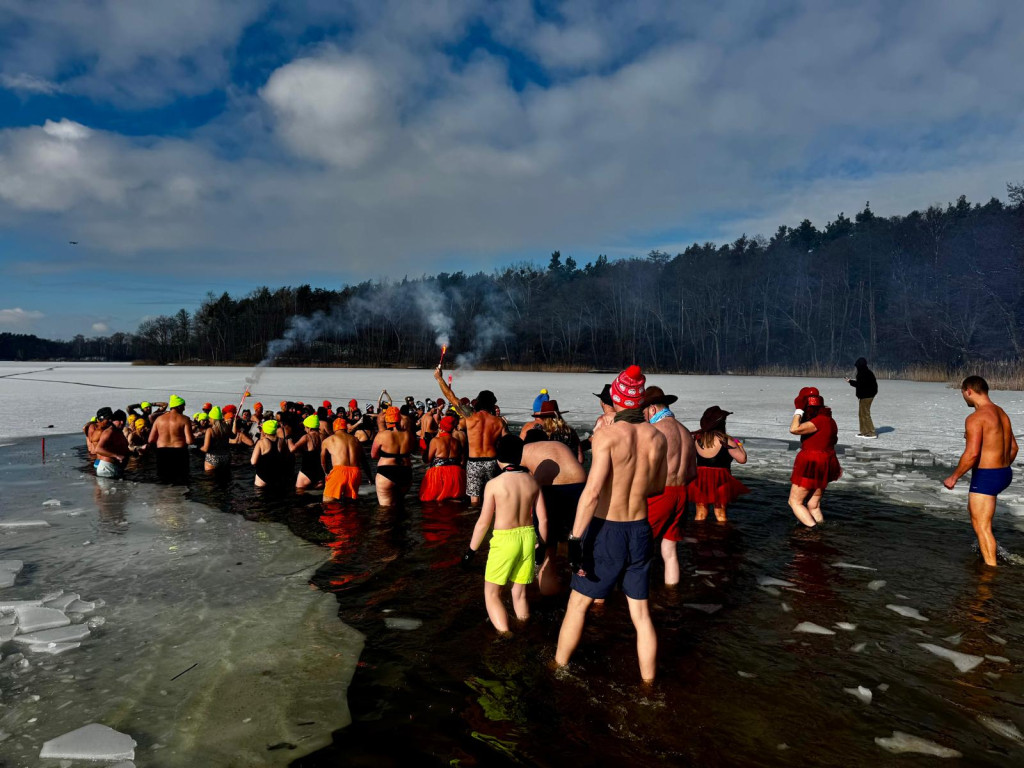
303, 414, 319, 429
169, 394, 185, 408
209, 406, 222, 421
196, 412, 209, 422
140, 401, 151, 409
262, 419, 279, 435
90, 416, 97, 422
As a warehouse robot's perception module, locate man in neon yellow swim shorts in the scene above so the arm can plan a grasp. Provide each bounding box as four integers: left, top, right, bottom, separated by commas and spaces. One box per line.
462, 434, 549, 634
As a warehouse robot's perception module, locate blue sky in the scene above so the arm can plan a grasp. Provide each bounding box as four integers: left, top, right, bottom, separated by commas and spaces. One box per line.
1, 0, 1023, 339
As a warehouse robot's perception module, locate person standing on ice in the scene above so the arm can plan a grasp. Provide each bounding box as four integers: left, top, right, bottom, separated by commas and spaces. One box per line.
788, 387, 842, 526
943, 376, 1018, 567
846, 358, 878, 438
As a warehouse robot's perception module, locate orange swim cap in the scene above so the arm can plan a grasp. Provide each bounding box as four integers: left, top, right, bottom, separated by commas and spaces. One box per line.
333, 417, 348, 432
384, 406, 400, 426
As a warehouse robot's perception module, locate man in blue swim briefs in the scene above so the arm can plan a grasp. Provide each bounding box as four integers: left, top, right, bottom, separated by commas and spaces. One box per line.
554, 365, 668, 682
943, 376, 1018, 567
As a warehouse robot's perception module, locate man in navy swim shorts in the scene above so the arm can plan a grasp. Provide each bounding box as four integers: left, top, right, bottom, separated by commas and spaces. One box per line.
554, 365, 667, 682
943, 376, 1018, 567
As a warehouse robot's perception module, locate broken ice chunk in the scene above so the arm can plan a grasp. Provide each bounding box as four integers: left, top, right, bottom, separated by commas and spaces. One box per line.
683, 604, 722, 614
27, 641, 80, 655
0, 624, 16, 642
918, 643, 984, 673
832, 562, 877, 571
0, 520, 50, 529
0, 571, 15, 588
780, 602, 792, 613
758, 586, 781, 596
13, 624, 90, 645
0, 560, 22, 573
867, 580, 886, 591
758, 576, 796, 588
39, 723, 136, 761
877, 683, 889, 692
14, 607, 71, 633
65, 599, 96, 614
987, 633, 1007, 645
43, 593, 80, 612
850, 643, 867, 653
977, 715, 1023, 743
835, 622, 857, 631
875, 731, 960, 757
984, 655, 1009, 664
41, 499, 61, 507
737, 671, 756, 678
384, 617, 422, 631
844, 686, 872, 704
943, 633, 963, 646
887, 605, 929, 621
794, 622, 835, 635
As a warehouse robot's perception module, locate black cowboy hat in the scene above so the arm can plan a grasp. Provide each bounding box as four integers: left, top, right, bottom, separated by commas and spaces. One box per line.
643, 386, 678, 407
700, 405, 732, 432
593, 384, 614, 406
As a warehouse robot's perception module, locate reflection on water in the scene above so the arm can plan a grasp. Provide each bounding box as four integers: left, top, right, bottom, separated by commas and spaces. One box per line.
65, 442, 1024, 766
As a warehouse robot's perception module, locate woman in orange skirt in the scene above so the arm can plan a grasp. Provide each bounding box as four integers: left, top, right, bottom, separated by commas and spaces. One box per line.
788, 387, 842, 527
419, 415, 466, 502
689, 405, 749, 522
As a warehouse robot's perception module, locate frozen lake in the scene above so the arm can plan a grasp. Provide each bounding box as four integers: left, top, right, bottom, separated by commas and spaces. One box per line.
2, 363, 1023, 765
3, 362, 1022, 461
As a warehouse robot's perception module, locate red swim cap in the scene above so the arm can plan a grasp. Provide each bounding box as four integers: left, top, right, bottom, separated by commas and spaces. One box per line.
348, 399, 358, 409
223, 404, 237, 414
323, 400, 332, 409
611, 365, 646, 409
439, 415, 457, 433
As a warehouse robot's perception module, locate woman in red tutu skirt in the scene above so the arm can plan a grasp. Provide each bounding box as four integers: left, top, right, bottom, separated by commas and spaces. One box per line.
688, 405, 749, 522
419, 415, 466, 502
788, 387, 842, 527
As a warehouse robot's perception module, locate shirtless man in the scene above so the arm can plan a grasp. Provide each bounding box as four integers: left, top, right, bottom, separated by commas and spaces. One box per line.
434, 366, 506, 505
521, 433, 587, 595
943, 376, 1018, 567
94, 410, 130, 478
419, 401, 439, 461
642, 385, 697, 586
463, 434, 548, 633
321, 417, 364, 502
591, 384, 616, 434
85, 408, 112, 458
148, 394, 194, 483
555, 365, 667, 682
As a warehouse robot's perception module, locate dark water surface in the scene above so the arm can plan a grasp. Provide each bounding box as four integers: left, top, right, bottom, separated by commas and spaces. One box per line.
47, 439, 1024, 766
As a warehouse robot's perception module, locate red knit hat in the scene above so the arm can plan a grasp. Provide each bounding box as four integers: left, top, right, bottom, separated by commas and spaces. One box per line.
611, 365, 646, 409
439, 415, 457, 433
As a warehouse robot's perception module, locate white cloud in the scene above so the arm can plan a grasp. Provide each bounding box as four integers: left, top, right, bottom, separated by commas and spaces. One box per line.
260, 55, 391, 168
0, 308, 45, 325
42, 119, 91, 142
0, 72, 61, 94
91, 322, 109, 333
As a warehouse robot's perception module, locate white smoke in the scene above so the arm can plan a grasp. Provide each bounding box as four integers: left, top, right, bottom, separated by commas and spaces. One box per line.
412, 284, 452, 348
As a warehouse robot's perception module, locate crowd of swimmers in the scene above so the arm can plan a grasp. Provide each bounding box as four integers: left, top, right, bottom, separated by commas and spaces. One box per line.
81, 367, 1016, 681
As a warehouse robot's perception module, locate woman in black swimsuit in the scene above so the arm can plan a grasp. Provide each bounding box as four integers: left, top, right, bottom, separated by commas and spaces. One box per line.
290, 414, 325, 490
688, 406, 749, 522
250, 419, 285, 488
371, 406, 414, 506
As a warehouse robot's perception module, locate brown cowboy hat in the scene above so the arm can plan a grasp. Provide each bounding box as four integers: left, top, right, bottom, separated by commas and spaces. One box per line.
643, 386, 678, 407
533, 400, 563, 418
700, 405, 732, 431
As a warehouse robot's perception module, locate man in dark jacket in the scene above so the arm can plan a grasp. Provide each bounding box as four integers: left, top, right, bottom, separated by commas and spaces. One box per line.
846, 357, 878, 438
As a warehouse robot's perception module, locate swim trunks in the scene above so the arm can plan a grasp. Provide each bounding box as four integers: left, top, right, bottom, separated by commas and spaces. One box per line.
969, 467, 1013, 497
324, 465, 361, 500
647, 485, 687, 541
156, 447, 190, 484
466, 457, 499, 499
540, 482, 586, 541
484, 525, 537, 586
571, 518, 652, 600
94, 459, 123, 479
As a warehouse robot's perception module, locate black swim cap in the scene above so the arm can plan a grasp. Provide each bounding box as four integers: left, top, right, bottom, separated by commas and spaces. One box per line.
111, 409, 127, 422
96, 407, 113, 421
496, 434, 524, 465
476, 390, 497, 413
524, 429, 548, 444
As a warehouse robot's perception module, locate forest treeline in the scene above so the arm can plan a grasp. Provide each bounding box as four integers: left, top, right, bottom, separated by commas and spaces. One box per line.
5, 185, 1023, 374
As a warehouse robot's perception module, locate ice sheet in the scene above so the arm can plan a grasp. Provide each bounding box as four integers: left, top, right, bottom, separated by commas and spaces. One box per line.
875, 731, 961, 757
14, 606, 70, 633
887, 605, 929, 621
918, 643, 984, 673
38, 723, 136, 761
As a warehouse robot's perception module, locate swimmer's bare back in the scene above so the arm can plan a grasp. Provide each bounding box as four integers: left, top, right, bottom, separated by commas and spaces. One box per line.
970, 403, 1016, 469
579, 420, 667, 526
